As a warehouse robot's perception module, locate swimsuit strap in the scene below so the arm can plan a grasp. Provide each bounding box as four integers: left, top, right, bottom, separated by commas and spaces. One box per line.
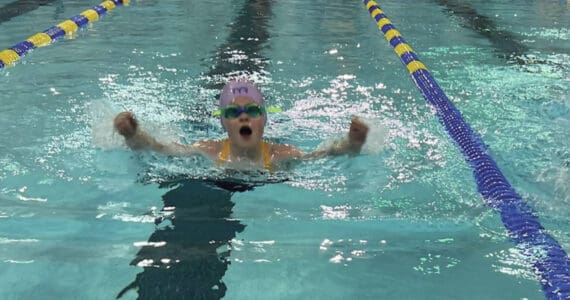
217, 139, 231, 166
261, 141, 272, 171
217, 139, 272, 171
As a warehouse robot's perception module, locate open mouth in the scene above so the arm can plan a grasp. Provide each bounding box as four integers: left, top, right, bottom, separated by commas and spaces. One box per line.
239, 126, 253, 137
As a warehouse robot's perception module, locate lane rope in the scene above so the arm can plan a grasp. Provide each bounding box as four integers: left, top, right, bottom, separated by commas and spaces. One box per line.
0, 0, 129, 69
361, 1, 569, 299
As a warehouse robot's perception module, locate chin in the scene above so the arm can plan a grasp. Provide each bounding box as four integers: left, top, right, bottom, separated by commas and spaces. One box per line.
239, 137, 262, 148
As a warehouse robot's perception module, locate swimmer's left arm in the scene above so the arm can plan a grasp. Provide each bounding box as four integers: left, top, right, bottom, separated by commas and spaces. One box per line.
272, 117, 369, 161
307, 117, 369, 158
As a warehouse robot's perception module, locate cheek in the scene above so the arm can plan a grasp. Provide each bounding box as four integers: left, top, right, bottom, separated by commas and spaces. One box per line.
259, 121, 266, 137
253, 118, 265, 130
222, 119, 235, 132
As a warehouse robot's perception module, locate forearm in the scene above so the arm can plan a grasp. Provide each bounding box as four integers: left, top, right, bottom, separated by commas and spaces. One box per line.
328, 138, 363, 155
124, 129, 167, 152
306, 137, 363, 159
126, 129, 202, 156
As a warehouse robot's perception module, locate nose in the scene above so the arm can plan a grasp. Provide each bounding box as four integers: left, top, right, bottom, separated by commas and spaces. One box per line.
238, 112, 249, 122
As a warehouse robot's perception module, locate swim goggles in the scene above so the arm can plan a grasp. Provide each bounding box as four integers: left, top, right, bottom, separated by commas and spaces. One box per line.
213, 104, 282, 119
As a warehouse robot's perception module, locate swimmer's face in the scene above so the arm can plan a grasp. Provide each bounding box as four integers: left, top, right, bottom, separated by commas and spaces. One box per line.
222, 96, 266, 149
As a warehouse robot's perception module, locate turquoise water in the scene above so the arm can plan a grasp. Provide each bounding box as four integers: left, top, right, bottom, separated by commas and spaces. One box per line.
1, 0, 569, 299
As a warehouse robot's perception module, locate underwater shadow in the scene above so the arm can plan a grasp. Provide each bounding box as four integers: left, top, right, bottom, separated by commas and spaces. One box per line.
117, 179, 253, 299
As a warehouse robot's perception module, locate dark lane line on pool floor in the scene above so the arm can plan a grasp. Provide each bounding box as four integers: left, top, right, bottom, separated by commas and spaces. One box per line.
0, 0, 59, 24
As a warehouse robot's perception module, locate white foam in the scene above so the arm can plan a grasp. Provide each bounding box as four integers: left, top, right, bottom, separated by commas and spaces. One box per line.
88, 99, 185, 151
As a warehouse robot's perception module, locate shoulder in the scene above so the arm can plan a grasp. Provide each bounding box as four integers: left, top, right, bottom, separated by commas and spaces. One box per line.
192, 140, 224, 159
268, 142, 305, 162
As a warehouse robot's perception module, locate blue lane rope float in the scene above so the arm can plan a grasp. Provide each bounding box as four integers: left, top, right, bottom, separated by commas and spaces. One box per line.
361, 1, 569, 299
0, 0, 129, 69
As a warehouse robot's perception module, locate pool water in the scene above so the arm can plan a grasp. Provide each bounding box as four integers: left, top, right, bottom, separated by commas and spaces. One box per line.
1, 0, 569, 299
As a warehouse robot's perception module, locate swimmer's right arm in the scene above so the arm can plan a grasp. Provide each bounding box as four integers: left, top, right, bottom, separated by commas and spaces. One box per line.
113, 112, 201, 156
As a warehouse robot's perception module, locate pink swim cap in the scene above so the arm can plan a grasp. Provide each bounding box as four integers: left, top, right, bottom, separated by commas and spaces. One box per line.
219, 79, 265, 108
218, 79, 267, 130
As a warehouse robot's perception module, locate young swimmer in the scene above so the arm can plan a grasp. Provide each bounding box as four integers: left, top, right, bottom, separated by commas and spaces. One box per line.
113, 79, 369, 170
